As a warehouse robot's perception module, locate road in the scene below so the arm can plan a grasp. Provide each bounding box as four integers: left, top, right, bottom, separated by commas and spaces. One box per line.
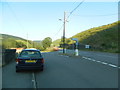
2, 51, 118, 89
66, 49, 119, 66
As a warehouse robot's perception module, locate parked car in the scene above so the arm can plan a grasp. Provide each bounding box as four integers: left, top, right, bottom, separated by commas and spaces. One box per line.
16, 49, 44, 72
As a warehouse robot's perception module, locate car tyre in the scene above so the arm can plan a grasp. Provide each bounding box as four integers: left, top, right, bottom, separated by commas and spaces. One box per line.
41, 68, 43, 71
16, 69, 20, 72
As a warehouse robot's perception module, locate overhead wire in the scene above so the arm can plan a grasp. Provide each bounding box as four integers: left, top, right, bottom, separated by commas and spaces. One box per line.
52, 24, 63, 40
2, 1, 29, 41
52, 1, 85, 40
4, 1, 25, 31
67, 0, 85, 20
72, 13, 118, 17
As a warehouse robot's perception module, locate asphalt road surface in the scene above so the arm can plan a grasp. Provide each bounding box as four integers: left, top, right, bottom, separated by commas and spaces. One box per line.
66, 50, 118, 66
2, 51, 118, 88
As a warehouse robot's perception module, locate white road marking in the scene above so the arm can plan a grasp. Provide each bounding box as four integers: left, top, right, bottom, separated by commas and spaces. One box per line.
91, 59, 96, 62
108, 64, 118, 68
82, 57, 87, 59
87, 58, 92, 60
82, 56, 119, 69
60, 55, 119, 69
32, 72, 37, 89
96, 61, 101, 63
101, 62, 108, 65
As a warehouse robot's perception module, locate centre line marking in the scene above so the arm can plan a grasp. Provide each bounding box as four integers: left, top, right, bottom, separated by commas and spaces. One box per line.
32, 72, 37, 89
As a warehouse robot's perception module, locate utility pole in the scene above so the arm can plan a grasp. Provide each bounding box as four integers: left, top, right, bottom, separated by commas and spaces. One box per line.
63, 11, 66, 53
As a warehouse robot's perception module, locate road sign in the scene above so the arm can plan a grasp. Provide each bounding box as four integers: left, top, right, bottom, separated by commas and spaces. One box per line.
71, 38, 78, 41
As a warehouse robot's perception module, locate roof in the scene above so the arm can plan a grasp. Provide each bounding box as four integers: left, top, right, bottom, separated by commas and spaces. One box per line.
22, 49, 40, 51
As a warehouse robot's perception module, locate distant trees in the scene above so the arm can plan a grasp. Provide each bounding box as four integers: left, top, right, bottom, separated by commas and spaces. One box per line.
2, 36, 53, 51
33, 42, 44, 51
16, 41, 27, 48
42, 37, 52, 49
59, 36, 72, 45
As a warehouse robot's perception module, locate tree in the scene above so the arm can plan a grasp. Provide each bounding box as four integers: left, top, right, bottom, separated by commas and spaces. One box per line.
33, 41, 45, 50
42, 37, 52, 49
16, 41, 27, 48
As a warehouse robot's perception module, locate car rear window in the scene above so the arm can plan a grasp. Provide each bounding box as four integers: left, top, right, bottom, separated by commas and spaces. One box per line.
19, 50, 42, 58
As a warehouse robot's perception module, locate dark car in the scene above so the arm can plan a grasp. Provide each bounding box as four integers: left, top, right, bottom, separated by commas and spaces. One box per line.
16, 49, 44, 72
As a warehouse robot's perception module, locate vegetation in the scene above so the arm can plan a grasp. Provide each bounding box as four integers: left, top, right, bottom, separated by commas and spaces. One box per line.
71, 21, 119, 53
52, 21, 119, 53
2, 21, 119, 53
52, 39, 61, 47
42, 37, 52, 49
1, 34, 26, 41
1, 34, 52, 51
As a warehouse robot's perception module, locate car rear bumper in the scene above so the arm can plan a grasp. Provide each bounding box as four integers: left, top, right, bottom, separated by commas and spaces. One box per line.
16, 64, 43, 70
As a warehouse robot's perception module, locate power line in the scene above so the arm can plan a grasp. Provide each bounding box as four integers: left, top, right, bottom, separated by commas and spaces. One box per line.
52, 1, 85, 41
72, 13, 118, 17
67, 0, 85, 19
52, 24, 63, 40
4, 2, 25, 31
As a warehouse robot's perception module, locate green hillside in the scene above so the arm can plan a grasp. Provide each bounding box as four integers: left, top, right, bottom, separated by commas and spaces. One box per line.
52, 21, 119, 53
71, 21, 119, 52
1, 34, 52, 51
1, 34, 32, 49
1, 34, 26, 41
52, 39, 61, 46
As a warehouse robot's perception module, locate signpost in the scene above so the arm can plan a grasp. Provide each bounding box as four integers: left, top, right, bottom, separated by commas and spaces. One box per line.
71, 38, 79, 56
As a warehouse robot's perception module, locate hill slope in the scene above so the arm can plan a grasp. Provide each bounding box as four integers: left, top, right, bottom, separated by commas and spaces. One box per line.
1, 34, 26, 41
52, 21, 119, 53
70, 21, 119, 52
1, 34, 46, 51
1, 34, 33, 49
52, 39, 61, 46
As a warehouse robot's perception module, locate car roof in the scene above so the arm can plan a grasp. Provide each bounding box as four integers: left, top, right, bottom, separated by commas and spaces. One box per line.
22, 49, 40, 51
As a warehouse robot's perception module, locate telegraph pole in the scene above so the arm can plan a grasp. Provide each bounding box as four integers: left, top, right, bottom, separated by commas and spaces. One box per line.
63, 11, 66, 53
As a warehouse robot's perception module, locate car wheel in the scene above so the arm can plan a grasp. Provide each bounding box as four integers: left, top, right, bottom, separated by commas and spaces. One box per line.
16, 69, 20, 72
41, 68, 43, 71
16, 70, 19, 72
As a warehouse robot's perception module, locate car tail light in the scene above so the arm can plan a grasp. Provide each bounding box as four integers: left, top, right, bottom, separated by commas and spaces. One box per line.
41, 58, 44, 63
16, 58, 20, 62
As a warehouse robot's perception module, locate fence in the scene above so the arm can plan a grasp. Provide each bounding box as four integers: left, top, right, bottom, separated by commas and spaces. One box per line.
2, 49, 16, 66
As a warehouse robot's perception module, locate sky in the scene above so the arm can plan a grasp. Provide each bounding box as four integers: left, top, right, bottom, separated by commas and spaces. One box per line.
0, 0, 118, 41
